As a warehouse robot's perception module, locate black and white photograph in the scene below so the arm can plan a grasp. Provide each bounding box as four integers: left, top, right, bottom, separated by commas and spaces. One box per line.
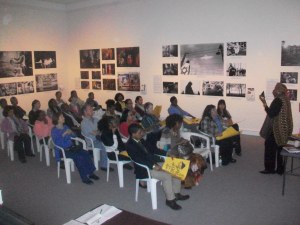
181, 80, 200, 95
17, 81, 34, 95
34, 51, 56, 69
227, 62, 246, 76
163, 82, 178, 94
116, 47, 140, 67
92, 81, 101, 90
0, 51, 33, 77
227, 42, 247, 56
202, 81, 224, 96
92, 71, 101, 80
118, 72, 140, 91
80, 49, 100, 68
162, 63, 178, 75
281, 41, 300, 66
287, 89, 297, 101
162, 45, 178, 57
81, 81, 90, 89
103, 79, 116, 90
102, 64, 115, 75
180, 43, 224, 75
0, 82, 17, 97
280, 72, 298, 84
80, 71, 89, 79
246, 88, 255, 101
226, 83, 246, 97
102, 48, 115, 60
36, 73, 58, 92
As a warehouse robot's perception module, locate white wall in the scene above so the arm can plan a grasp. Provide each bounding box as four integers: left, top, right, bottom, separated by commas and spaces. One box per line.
1, 0, 300, 135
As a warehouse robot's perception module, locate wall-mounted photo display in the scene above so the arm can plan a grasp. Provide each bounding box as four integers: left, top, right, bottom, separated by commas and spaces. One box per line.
36, 73, 58, 92
180, 80, 200, 95
163, 82, 178, 94
92, 71, 101, 80
0, 51, 33, 77
116, 47, 140, 67
280, 72, 298, 84
80, 49, 100, 68
117, 72, 140, 91
0, 82, 17, 96
246, 88, 255, 101
202, 81, 224, 96
81, 81, 90, 89
92, 81, 101, 90
80, 71, 89, 79
103, 79, 116, 90
102, 48, 115, 60
226, 42, 247, 56
180, 43, 224, 75
226, 62, 246, 76
102, 64, 115, 75
163, 63, 178, 75
287, 89, 297, 101
162, 45, 178, 57
34, 51, 56, 69
281, 41, 300, 66
226, 83, 246, 97
17, 81, 34, 95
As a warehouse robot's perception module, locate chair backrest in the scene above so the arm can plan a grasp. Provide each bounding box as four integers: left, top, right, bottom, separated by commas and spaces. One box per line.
81, 132, 95, 150
71, 137, 87, 150
129, 157, 152, 179
197, 130, 216, 146
50, 137, 67, 161
180, 131, 210, 149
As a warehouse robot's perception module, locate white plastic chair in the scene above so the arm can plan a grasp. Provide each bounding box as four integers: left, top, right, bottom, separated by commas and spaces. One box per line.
81, 133, 101, 171
36, 137, 51, 166
27, 125, 36, 154
198, 131, 220, 168
7, 134, 14, 161
0, 130, 5, 150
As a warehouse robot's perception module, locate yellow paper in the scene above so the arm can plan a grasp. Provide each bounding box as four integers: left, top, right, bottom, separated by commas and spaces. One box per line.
153, 105, 162, 118
183, 117, 201, 125
162, 157, 190, 181
119, 151, 129, 157
216, 126, 240, 141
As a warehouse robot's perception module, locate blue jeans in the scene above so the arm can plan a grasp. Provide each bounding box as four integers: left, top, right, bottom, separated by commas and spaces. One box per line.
93, 140, 108, 168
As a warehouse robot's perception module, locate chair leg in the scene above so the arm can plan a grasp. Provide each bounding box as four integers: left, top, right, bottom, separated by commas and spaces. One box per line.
208, 152, 213, 171
117, 163, 124, 188
40, 145, 43, 162
57, 162, 60, 178
150, 180, 158, 210
45, 146, 50, 166
8, 141, 14, 161
93, 149, 100, 171
214, 145, 220, 168
106, 161, 110, 182
0, 131, 5, 150
65, 160, 72, 184
135, 179, 139, 202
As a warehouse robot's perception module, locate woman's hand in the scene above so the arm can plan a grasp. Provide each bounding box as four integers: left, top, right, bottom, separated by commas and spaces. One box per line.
63, 129, 73, 136
259, 95, 267, 106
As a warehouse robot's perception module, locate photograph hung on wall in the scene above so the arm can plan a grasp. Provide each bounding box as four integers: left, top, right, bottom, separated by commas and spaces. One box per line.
116, 47, 140, 67
287, 89, 297, 101
226, 62, 246, 76
163, 82, 178, 94
0, 51, 33, 78
80, 71, 89, 79
92, 81, 101, 90
103, 79, 116, 90
102, 63, 115, 75
36, 73, 58, 92
17, 81, 34, 95
180, 43, 224, 75
246, 88, 255, 101
34, 51, 56, 69
226, 42, 247, 56
226, 83, 246, 97
202, 81, 224, 96
280, 72, 298, 84
162, 45, 178, 57
92, 71, 101, 80
163, 63, 178, 75
0, 82, 17, 97
118, 72, 140, 91
102, 48, 115, 60
181, 80, 200, 95
81, 81, 90, 89
80, 49, 100, 68
281, 41, 300, 66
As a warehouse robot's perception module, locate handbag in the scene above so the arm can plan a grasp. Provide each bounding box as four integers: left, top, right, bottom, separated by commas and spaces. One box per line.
259, 115, 273, 139
177, 142, 194, 157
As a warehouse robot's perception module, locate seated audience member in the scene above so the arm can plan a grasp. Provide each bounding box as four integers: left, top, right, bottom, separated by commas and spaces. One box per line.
1, 106, 34, 163
86, 92, 101, 110
55, 91, 66, 108
61, 103, 82, 137
47, 98, 61, 119
119, 110, 138, 138
28, 100, 41, 125
168, 96, 194, 118
199, 105, 236, 166
114, 93, 125, 113
104, 99, 120, 119
69, 90, 84, 122
51, 112, 99, 185
126, 123, 189, 210
10, 96, 26, 119
134, 96, 145, 117
217, 99, 242, 156
0, 98, 8, 125
124, 98, 142, 121
33, 110, 53, 144
141, 102, 161, 133
81, 104, 112, 172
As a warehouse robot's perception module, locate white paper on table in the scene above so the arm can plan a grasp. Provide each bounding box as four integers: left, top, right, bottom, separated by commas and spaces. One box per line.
63, 220, 83, 225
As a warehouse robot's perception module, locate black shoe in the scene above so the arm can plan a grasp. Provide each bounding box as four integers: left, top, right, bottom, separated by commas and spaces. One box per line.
259, 170, 275, 174
276, 169, 284, 175
166, 199, 182, 210
124, 164, 133, 170
222, 161, 229, 166
100, 167, 114, 172
26, 153, 35, 157
139, 182, 147, 189
89, 174, 99, 180
175, 193, 190, 201
230, 158, 237, 163
184, 186, 192, 190
236, 152, 242, 156
19, 158, 26, 163
82, 179, 94, 185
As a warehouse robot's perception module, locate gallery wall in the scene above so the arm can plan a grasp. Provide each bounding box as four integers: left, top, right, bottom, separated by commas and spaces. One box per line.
0, 0, 300, 135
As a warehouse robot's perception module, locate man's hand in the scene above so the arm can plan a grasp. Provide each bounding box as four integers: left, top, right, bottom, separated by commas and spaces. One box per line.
153, 164, 162, 171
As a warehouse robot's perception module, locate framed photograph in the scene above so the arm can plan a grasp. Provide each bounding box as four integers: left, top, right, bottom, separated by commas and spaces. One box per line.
80, 71, 89, 79
163, 63, 178, 75
202, 81, 224, 96
246, 88, 255, 101
17, 81, 34, 95
36, 73, 58, 92
226, 83, 246, 97
180, 43, 224, 75
102, 48, 115, 60
81, 81, 90, 89
103, 79, 116, 90
162, 45, 178, 57
92, 71, 101, 80
163, 82, 178, 94
0, 51, 33, 77
92, 81, 101, 90
287, 89, 297, 101
281, 41, 300, 66
280, 72, 298, 84
102, 64, 115, 75
80, 49, 100, 68
116, 47, 140, 67
118, 72, 140, 91
0, 82, 17, 97
34, 51, 56, 69
227, 42, 247, 56
226, 62, 246, 76
180, 80, 200, 95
